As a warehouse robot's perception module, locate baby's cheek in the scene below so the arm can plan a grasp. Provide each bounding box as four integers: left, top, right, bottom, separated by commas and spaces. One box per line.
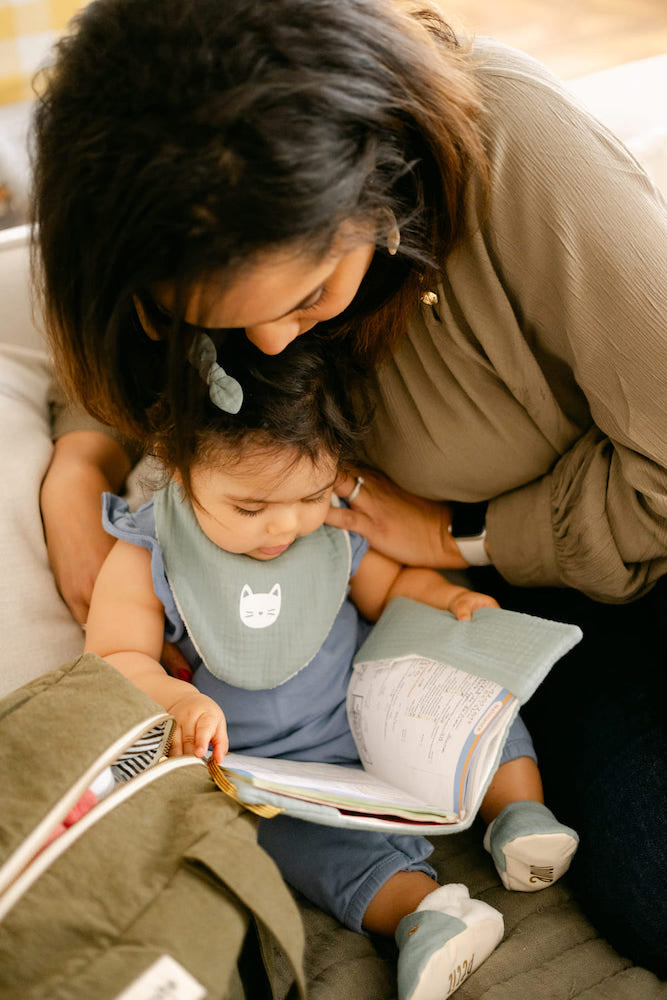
309, 508, 330, 533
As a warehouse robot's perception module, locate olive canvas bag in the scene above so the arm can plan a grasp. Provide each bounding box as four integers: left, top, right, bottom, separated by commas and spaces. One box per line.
0, 654, 306, 1000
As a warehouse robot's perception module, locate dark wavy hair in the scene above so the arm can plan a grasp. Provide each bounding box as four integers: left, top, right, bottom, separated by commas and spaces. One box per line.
32, 0, 488, 447
153, 332, 374, 497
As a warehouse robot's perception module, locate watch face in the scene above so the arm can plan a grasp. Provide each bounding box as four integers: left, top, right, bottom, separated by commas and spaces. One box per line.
450, 501, 488, 539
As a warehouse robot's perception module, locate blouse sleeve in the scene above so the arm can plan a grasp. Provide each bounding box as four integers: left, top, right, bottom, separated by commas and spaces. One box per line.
477, 53, 667, 602
48, 375, 143, 464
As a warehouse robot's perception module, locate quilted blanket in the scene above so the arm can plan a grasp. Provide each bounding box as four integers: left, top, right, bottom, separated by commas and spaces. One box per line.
273, 827, 667, 999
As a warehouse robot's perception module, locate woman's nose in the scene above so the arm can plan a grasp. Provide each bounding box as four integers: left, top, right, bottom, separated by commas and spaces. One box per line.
244, 319, 301, 355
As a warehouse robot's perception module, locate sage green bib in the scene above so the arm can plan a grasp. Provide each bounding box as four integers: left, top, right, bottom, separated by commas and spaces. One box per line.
153, 484, 352, 690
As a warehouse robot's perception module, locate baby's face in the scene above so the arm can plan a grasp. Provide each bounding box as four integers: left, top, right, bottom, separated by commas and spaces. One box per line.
187, 448, 339, 560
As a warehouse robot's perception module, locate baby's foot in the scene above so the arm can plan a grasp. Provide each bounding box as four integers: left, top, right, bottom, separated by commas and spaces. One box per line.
484, 800, 579, 892
396, 883, 503, 1000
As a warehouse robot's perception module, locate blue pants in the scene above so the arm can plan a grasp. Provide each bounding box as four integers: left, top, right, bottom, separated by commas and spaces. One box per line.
258, 714, 535, 932
471, 568, 667, 977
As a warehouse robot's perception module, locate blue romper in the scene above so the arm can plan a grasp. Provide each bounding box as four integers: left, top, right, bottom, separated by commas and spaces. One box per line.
104, 491, 535, 931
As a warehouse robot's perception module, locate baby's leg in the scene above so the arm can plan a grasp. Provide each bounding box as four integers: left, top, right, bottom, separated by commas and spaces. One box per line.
365, 873, 503, 1000
259, 816, 503, 999
480, 715, 578, 891
478, 754, 544, 825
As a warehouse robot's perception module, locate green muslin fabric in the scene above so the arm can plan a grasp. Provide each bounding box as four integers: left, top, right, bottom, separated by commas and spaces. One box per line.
154, 482, 352, 689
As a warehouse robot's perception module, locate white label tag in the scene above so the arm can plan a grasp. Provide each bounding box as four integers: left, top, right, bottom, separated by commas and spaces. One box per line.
114, 955, 207, 1000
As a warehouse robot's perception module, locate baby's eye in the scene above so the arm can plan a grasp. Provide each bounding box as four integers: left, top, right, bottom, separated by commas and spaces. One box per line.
303, 493, 328, 504
234, 506, 264, 517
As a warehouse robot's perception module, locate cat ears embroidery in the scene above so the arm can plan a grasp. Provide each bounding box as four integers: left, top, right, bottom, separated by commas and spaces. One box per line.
239, 584, 282, 630
240, 584, 281, 600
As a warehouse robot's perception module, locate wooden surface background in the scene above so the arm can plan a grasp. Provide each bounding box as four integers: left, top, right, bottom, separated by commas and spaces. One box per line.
440, 0, 667, 78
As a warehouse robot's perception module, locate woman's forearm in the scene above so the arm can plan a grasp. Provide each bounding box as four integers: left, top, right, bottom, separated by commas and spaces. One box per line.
40, 431, 133, 624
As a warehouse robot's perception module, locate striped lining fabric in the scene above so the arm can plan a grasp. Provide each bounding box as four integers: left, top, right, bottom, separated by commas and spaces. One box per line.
111, 724, 171, 782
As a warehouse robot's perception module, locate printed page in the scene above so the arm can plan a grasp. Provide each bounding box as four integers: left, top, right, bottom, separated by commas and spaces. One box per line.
222, 753, 459, 821
347, 655, 517, 814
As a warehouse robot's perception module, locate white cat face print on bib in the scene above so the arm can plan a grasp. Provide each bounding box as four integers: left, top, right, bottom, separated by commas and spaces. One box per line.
239, 584, 281, 629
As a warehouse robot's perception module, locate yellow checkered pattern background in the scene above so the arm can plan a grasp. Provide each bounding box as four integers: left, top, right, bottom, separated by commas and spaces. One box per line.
0, 1, 88, 105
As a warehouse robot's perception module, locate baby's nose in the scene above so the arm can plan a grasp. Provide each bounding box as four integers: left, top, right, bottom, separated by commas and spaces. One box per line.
267, 506, 298, 536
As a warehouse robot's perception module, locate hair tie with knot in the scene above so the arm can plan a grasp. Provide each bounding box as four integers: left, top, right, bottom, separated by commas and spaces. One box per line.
188, 332, 243, 414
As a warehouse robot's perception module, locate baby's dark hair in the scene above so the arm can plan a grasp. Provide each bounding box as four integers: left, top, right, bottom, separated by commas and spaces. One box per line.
153, 333, 373, 496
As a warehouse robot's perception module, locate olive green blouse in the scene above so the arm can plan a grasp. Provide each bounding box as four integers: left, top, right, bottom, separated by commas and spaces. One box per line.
360, 39, 667, 603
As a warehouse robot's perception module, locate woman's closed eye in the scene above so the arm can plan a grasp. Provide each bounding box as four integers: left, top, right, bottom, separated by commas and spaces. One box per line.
135, 292, 230, 339
299, 285, 329, 313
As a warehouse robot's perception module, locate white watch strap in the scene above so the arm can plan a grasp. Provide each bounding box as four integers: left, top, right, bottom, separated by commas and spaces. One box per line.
454, 534, 492, 567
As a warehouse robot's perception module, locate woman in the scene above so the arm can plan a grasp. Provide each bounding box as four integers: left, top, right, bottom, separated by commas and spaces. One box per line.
34, 0, 666, 976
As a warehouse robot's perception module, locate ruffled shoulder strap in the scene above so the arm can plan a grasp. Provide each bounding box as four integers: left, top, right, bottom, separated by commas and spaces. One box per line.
101, 493, 184, 642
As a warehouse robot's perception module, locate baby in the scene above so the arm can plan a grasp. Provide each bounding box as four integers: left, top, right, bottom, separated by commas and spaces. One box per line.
85, 332, 578, 1000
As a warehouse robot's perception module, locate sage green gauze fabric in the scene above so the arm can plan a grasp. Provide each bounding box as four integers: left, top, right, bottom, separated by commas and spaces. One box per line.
154, 482, 352, 689
353, 597, 582, 704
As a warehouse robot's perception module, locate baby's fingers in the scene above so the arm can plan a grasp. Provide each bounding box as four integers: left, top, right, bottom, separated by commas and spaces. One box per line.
453, 600, 474, 622
179, 720, 202, 758
472, 593, 500, 611
209, 717, 230, 765
453, 592, 501, 621
192, 711, 228, 761
168, 725, 185, 758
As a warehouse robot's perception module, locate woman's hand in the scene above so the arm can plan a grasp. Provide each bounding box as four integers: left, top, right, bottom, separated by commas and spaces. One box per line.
326, 468, 468, 569
40, 431, 132, 626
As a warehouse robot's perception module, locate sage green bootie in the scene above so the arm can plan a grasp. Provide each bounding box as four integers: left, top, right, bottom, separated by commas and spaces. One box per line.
395, 884, 503, 1000
484, 800, 579, 891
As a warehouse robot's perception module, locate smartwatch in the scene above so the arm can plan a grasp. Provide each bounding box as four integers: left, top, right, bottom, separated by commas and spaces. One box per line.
448, 501, 492, 566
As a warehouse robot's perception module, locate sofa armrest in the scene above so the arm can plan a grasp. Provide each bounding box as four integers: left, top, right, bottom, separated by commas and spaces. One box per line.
567, 53, 667, 194
0, 225, 47, 353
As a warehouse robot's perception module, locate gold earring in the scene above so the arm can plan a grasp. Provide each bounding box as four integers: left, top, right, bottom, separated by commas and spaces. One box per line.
387, 213, 400, 256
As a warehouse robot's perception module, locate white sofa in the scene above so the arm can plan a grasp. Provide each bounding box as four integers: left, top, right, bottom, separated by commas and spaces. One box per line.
0, 225, 85, 694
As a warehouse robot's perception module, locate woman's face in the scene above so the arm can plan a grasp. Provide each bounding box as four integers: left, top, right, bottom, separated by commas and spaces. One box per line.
151, 227, 376, 355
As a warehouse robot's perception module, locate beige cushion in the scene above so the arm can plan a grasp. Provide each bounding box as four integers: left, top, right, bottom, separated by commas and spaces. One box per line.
0, 343, 83, 696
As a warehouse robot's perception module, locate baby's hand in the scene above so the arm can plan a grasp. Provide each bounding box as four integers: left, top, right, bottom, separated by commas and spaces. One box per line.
167, 689, 229, 764
448, 588, 500, 622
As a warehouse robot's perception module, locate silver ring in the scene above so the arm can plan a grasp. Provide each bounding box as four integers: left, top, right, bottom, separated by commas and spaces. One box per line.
347, 476, 364, 502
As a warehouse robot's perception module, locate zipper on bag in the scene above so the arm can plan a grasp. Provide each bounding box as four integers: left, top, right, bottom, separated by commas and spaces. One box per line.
0, 713, 176, 898
0, 754, 203, 922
